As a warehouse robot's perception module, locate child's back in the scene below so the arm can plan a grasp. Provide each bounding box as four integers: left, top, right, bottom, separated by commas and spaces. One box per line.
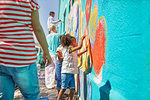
61, 46, 78, 74
57, 34, 86, 100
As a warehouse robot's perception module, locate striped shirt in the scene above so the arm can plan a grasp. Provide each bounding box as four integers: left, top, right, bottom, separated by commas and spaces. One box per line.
0, 0, 40, 67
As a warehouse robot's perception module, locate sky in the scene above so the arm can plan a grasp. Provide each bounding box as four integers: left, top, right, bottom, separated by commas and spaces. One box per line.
34, 0, 59, 43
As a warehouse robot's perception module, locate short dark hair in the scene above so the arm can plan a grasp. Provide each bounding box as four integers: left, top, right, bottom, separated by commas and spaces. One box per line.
49, 11, 55, 16
60, 35, 72, 47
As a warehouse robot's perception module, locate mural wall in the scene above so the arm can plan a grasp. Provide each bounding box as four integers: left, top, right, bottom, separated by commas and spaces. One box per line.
58, 0, 150, 100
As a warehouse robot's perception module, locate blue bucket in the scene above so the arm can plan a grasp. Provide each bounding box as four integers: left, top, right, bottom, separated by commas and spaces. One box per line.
40, 97, 49, 100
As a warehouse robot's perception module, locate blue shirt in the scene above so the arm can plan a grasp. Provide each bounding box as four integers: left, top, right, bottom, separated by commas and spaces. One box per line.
46, 33, 60, 56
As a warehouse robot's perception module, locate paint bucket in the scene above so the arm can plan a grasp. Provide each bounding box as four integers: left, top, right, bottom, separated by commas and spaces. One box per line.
40, 97, 49, 100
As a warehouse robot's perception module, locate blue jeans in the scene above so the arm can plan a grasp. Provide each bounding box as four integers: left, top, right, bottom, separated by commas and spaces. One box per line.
0, 63, 39, 100
56, 60, 62, 90
61, 73, 75, 89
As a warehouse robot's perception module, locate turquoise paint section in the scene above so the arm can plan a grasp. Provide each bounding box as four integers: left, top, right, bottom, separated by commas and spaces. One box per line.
101, 1, 150, 99
58, 0, 150, 100
58, 0, 70, 34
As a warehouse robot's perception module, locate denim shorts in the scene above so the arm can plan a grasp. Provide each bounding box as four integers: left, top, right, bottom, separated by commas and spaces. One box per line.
61, 73, 75, 89
0, 63, 39, 100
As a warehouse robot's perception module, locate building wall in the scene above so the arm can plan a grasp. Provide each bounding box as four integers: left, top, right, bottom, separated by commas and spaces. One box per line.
58, 0, 150, 100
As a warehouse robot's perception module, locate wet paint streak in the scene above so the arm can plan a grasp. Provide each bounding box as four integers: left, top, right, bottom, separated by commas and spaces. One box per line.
85, 0, 92, 25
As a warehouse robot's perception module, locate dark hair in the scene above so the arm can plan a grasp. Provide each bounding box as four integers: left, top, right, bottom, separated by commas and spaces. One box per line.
59, 35, 63, 40
66, 34, 76, 42
60, 35, 72, 47
49, 11, 55, 16
66, 34, 74, 38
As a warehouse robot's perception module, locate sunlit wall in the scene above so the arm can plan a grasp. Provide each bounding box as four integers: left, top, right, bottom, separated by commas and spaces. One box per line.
58, 0, 150, 100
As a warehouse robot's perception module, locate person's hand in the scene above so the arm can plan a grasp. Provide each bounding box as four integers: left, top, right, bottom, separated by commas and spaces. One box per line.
58, 20, 62, 22
56, 50, 62, 57
80, 34, 86, 41
43, 52, 52, 67
86, 45, 88, 51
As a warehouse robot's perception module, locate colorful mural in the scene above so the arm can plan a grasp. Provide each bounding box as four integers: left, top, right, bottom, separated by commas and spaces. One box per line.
66, 0, 107, 74
65, 0, 107, 99
88, 4, 98, 43
58, 0, 150, 99
66, 2, 80, 42
87, 75, 92, 100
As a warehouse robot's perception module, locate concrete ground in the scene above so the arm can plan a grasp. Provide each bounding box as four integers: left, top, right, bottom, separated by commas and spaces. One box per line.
14, 68, 79, 100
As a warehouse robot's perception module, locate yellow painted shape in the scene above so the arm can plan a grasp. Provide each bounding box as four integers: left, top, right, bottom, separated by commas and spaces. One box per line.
89, 4, 98, 41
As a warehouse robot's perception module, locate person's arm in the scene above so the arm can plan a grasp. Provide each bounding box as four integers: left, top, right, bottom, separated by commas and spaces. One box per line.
49, 17, 61, 24
77, 45, 88, 56
58, 56, 64, 61
69, 35, 86, 53
31, 10, 52, 66
56, 50, 63, 61
77, 49, 87, 57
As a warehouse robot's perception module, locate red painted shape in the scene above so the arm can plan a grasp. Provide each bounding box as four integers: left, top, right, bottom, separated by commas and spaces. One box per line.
84, 18, 106, 75
91, 19, 106, 75
85, 0, 92, 25
85, 19, 106, 75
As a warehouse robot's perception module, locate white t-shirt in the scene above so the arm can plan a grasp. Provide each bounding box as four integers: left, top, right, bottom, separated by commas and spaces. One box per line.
61, 46, 78, 74
47, 16, 59, 29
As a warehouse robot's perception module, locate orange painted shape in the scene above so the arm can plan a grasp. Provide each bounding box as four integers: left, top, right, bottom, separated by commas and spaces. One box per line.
91, 18, 106, 75
85, 0, 92, 25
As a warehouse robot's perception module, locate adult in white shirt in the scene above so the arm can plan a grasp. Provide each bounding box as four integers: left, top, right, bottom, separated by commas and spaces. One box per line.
47, 11, 61, 32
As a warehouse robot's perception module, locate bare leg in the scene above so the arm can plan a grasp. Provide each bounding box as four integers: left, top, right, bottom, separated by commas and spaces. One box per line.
57, 90, 60, 95
57, 89, 66, 100
75, 74, 79, 93
68, 89, 75, 100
